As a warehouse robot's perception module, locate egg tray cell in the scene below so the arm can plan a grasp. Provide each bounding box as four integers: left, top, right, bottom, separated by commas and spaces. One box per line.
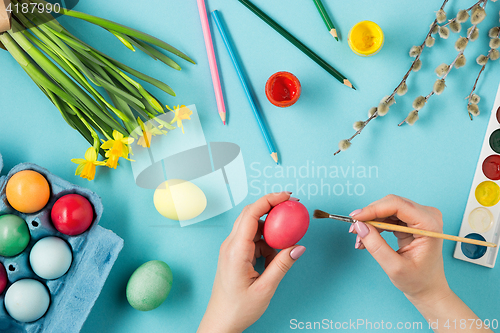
0, 159, 124, 333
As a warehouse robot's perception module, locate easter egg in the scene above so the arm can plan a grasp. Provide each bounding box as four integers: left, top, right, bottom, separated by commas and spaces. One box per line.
0, 214, 30, 257
30, 237, 73, 280
51, 194, 94, 235
263, 201, 310, 249
126, 260, 173, 311
0, 262, 7, 294
6, 170, 50, 213
154, 179, 207, 220
4, 279, 50, 322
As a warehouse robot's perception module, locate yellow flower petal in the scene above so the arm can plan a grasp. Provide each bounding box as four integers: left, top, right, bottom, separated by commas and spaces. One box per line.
71, 158, 87, 164
84, 147, 97, 161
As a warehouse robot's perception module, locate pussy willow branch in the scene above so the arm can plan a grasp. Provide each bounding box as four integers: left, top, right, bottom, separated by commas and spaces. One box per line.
333, 0, 450, 156
398, 0, 487, 126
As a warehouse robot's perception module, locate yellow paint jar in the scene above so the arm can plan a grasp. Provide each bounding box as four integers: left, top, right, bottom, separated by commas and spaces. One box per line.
348, 21, 384, 57
475, 181, 500, 207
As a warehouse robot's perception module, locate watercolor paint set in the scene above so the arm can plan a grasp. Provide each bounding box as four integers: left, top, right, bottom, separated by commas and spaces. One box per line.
453, 85, 500, 268
0, 155, 123, 333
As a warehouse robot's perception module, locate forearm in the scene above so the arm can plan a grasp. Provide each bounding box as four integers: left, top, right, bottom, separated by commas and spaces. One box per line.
408, 288, 493, 332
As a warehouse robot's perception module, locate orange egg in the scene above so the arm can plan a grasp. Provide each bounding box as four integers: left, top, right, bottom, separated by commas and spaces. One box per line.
6, 170, 51, 213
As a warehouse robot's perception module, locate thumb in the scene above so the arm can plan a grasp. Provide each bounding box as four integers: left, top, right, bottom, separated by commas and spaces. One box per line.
256, 245, 306, 292
354, 222, 404, 275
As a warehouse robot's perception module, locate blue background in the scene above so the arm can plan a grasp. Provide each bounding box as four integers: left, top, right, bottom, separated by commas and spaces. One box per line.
1, 0, 499, 332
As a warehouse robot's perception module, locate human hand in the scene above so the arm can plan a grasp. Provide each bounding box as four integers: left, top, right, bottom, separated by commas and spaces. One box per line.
197, 192, 306, 333
349, 195, 450, 305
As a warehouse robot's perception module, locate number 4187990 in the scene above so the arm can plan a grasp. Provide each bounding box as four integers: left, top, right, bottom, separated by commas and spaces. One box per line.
6, 2, 61, 15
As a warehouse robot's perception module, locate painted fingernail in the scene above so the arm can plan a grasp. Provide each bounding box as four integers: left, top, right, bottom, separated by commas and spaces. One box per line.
289, 197, 300, 202
355, 235, 362, 249
283, 191, 292, 195
349, 209, 362, 217
290, 246, 306, 260
349, 224, 355, 233
354, 221, 370, 238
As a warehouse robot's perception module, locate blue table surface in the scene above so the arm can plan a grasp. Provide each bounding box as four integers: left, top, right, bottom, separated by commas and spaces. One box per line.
1, 0, 500, 332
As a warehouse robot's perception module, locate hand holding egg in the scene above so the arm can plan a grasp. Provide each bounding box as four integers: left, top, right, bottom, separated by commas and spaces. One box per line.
264, 200, 310, 249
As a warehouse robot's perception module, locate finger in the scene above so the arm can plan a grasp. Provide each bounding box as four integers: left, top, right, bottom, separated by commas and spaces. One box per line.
253, 245, 305, 293
253, 220, 265, 242
351, 195, 442, 232
255, 239, 278, 267
235, 192, 292, 242
353, 221, 405, 274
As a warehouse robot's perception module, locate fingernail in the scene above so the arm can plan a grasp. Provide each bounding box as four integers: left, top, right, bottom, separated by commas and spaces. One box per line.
349, 224, 355, 233
355, 235, 362, 249
290, 246, 306, 260
349, 209, 362, 217
354, 221, 370, 238
283, 191, 292, 195
289, 197, 300, 202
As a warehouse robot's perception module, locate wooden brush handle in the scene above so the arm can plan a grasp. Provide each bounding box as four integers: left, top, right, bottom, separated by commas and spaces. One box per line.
366, 221, 497, 248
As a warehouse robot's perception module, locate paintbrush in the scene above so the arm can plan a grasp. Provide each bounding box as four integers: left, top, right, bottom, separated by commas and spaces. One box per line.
313, 210, 497, 248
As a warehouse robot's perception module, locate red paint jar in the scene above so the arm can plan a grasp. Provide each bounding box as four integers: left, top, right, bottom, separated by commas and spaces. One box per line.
482, 155, 500, 180
265, 71, 301, 107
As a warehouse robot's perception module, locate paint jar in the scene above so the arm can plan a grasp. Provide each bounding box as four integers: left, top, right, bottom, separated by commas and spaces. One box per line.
265, 71, 301, 107
348, 20, 384, 57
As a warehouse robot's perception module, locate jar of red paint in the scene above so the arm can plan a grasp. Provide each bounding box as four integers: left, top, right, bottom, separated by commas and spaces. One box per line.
265, 71, 301, 107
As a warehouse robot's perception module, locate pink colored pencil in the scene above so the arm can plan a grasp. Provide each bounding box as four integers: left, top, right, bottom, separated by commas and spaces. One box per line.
197, 0, 226, 125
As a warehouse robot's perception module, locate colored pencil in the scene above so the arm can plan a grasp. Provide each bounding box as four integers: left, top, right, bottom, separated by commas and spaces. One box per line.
212, 10, 278, 164
196, 0, 227, 125
313, 210, 498, 248
237, 0, 354, 89
312, 0, 338, 41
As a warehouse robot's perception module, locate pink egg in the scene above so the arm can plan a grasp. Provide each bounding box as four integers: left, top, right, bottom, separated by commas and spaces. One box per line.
0, 262, 7, 294
264, 201, 310, 249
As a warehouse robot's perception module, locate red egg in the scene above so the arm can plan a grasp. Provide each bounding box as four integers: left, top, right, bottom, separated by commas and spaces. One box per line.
51, 194, 94, 236
263, 201, 310, 249
0, 262, 7, 294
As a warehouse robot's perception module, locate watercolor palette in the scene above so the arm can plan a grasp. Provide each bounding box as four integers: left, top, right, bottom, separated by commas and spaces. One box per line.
453, 85, 500, 268
0, 155, 124, 332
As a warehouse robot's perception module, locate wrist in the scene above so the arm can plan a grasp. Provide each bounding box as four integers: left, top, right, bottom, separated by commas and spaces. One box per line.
405, 285, 454, 313
198, 300, 242, 333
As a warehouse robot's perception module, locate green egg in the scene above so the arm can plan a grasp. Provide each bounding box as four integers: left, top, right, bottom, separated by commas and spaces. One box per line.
126, 260, 173, 311
0, 214, 30, 257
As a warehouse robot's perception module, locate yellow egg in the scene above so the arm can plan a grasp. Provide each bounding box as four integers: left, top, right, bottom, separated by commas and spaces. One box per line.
153, 179, 207, 220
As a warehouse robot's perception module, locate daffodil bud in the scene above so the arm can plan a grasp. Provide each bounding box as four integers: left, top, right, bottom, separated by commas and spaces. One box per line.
425, 36, 435, 47
489, 26, 500, 38
455, 54, 467, 68
339, 140, 351, 151
368, 107, 378, 117
439, 26, 450, 39
406, 110, 419, 126
490, 49, 500, 61
413, 96, 427, 110
433, 79, 446, 95
435, 63, 449, 77
477, 54, 489, 66
468, 103, 480, 116
377, 102, 389, 116
396, 81, 408, 96
490, 37, 500, 49
469, 94, 481, 104
409, 45, 422, 57
450, 20, 461, 33
456, 10, 469, 23
455, 37, 468, 51
353, 121, 365, 131
436, 9, 447, 23
471, 7, 486, 25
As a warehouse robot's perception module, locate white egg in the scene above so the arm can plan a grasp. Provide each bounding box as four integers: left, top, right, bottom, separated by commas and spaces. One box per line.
30, 237, 73, 280
154, 179, 207, 220
5, 279, 50, 322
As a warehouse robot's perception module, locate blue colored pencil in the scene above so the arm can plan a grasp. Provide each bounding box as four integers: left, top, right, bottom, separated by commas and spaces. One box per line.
211, 10, 279, 164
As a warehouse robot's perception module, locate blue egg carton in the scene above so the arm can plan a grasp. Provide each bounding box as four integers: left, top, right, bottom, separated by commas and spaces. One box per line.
0, 154, 124, 333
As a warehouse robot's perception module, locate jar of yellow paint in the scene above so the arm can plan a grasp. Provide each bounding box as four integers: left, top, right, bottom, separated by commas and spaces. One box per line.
348, 21, 384, 57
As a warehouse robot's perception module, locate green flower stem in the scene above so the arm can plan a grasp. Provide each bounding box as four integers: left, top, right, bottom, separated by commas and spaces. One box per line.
108, 30, 136, 52
130, 37, 181, 71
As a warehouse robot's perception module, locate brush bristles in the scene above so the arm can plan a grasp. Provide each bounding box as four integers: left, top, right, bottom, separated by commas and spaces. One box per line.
313, 210, 330, 219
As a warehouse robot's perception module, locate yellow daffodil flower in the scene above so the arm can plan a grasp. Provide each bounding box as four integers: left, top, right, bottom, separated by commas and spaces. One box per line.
137, 118, 167, 148
167, 105, 192, 134
101, 130, 135, 169
71, 147, 106, 181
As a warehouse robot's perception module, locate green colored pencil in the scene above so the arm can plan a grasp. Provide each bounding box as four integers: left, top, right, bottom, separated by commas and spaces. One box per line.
237, 0, 354, 89
312, 0, 338, 41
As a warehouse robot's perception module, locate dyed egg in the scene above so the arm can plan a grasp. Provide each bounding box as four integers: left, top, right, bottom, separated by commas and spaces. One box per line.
126, 260, 173, 311
0, 262, 7, 294
51, 194, 94, 235
4, 279, 50, 322
154, 179, 207, 220
0, 214, 30, 257
6, 170, 50, 213
264, 201, 310, 249
30, 237, 73, 280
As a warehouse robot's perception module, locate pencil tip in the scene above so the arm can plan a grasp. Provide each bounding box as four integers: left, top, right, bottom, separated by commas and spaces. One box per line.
329, 29, 338, 39
223, 121, 226, 125
271, 152, 278, 164
219, 112, 226, 124
343, 79, 354, 89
